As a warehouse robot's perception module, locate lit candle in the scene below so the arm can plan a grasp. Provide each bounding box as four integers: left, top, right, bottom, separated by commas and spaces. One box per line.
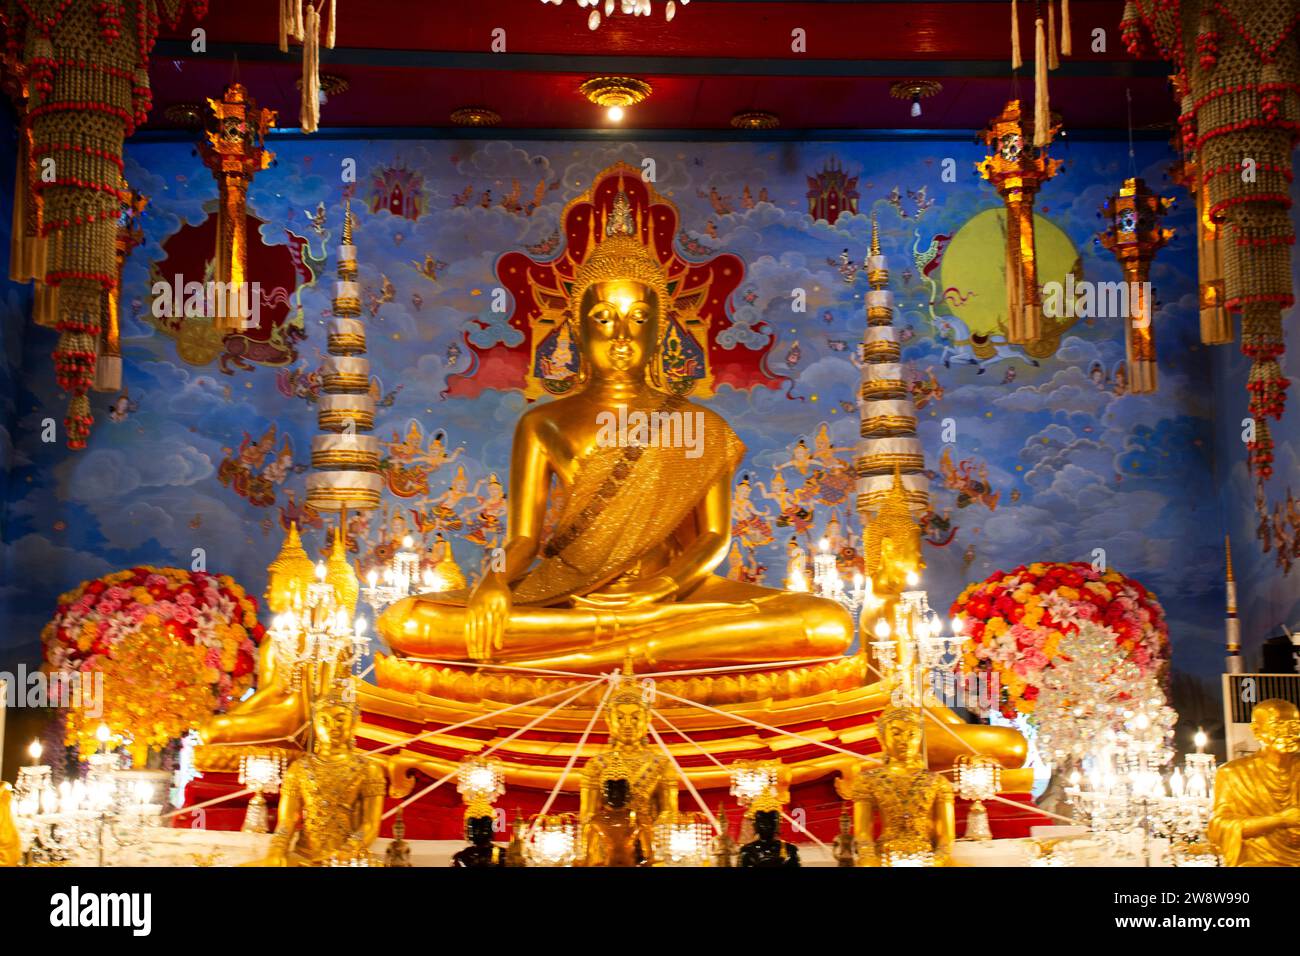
905, 569, 919, 587
96, 723, 111, 754
1194, 728, 1207, 754
28, 739, 43, 766
951, 615, 965, 636
315, 562, 327, 581
874, 618, 890, 640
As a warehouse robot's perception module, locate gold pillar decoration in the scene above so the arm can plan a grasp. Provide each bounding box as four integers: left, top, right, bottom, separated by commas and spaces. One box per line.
98, 182, 148, 393
1124, 0, 1298, 481
1097, 177, 1174, 393
307, 200, 384, 514
199, 83, 276, 333
856, 214, 929, 630
977, 99, 1063, 346
4, 1, 206, 448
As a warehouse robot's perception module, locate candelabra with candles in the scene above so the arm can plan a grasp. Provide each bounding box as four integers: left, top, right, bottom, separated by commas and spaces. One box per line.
954, 753, 1002, 841
13, 725, 163, 866
524, 813, 579, 867
268, 561, 370, 689
238, 754, 286, 834
362, 535, 437, 613
811, 537, 872, 620
729, 760, 782, 813
653, 812, 716, 867
868, 571, 966, 708
1064, 714, 1212, 866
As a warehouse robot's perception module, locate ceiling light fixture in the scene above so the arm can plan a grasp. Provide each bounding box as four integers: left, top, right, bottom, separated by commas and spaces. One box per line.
730, 110, 780, 130
450, 107, 502, 127
889, 80, 942, 119
579, 77, 652, 124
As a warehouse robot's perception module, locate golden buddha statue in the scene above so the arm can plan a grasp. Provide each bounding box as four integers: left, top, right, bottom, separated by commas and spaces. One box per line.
581, 777, 648, 867
847, 707, 955, 866
1208, 699, 1300, 867
579, 667, 676, 858
376, 192, 853, 672
0, 782, 20, 867
200, 523, 315, 751
863, 467, 924, 627
256, 684, 386, 866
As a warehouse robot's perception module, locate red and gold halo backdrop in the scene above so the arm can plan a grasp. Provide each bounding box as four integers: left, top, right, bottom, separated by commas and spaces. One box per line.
446, 162, 785, 400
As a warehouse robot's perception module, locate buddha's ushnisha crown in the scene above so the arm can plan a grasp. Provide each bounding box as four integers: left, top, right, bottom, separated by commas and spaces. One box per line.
571, 186, 671, 305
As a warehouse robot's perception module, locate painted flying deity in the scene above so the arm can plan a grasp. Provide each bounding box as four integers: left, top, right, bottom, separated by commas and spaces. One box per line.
731, 474, 775, 551
464, 474, 507, 549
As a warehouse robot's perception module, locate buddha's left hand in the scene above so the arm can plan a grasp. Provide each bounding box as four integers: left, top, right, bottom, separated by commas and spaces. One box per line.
572, 575, 677, 610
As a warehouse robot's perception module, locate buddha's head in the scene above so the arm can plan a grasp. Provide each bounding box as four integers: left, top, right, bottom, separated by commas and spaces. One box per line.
607, 683, 649, 746
878, 706, 924, 765
753, 809, 781, 841
312, 687, 358, 760
577, 279, 660, 381
1252, 699, 1300, 754
465, 814, 496, 846
570, 189, 670, 387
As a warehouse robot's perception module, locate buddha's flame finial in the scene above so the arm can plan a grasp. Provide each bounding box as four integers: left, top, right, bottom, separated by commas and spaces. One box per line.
869, 212, 881, 258
1225, 534, 1235, 586
342, 198, 354, 245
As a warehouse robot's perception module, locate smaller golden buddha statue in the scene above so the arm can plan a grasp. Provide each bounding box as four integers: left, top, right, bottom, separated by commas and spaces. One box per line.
579, 667, 677, 860
863, 467, 924, 625
712, 804, 738, 867
1208, 698, 1300, 867
505, 811, 528, 867
581, 778, 648, 867
848, 706, 955, 867
452, 813, 507, 868
832, 803, 857, 867
200, 522, 315, 750
257, 684, 386, 866
1, 782, 21, 867
385, 809, 412, 867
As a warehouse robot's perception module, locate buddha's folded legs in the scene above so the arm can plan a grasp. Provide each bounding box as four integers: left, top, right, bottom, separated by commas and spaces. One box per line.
378, 577, 853, 673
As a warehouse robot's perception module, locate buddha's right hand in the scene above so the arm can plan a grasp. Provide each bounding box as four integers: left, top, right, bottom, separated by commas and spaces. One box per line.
466, 570, 511, 661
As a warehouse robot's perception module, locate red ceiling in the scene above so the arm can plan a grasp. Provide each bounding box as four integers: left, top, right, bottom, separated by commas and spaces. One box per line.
136, 0, 1173, 133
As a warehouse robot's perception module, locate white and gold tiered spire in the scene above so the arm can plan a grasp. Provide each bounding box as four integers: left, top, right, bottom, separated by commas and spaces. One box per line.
855, 214, 930, 518
306, 200, 383, 513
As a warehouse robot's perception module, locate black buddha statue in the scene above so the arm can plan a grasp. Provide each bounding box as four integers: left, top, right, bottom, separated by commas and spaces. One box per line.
738, 809, 801, 868
451, 814, 506, 868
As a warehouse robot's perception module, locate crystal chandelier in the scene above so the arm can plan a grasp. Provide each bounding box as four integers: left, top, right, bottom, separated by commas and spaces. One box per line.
269, 562, 370, 680
238, 754, 286, 834
457, 756, 506, 819
362, 535, 438, 613
524, 813, 579, 867
728, 760, 781, 810
653, 812, 715, 866
954, 754, 1002, 841
540, 0, 688, 31
869, 572, 965, 707
811, 537, 872, 619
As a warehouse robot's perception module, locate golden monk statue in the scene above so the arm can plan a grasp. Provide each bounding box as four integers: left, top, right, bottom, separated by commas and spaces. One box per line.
377, 192, 853, 672
256, 684, 386, 866
579, 670, 676, 858
0, 782, 21, 867
1208, 699, 1300, 867
848, 707, 956, 866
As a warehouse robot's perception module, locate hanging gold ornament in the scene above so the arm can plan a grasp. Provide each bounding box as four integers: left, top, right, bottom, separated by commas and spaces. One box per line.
977, 99, 1063, 347
4, 1, 207, 448
1097, 178, 1175, 394
198, 83, 276, 333
1124, 0, 1297, 481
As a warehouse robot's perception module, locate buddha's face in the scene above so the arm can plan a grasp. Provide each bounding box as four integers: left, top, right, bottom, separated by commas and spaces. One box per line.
880, 714, 923, 764
608, 698, 648, 744
1254, 700, 1300, 754
313, 702, 356, 758
578, 280, 660, 379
